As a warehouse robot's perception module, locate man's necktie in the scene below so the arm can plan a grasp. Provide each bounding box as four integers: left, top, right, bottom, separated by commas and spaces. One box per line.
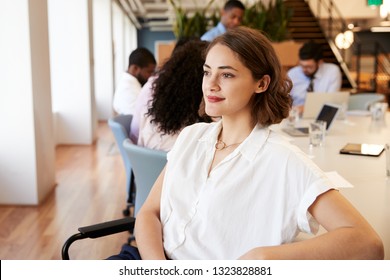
307, 76, 314, 92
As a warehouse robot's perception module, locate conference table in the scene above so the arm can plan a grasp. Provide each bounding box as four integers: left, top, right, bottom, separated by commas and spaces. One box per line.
272, 111, 390, 259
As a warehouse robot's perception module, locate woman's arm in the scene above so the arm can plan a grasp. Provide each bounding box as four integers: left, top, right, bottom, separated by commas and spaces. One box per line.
239, 189, 384, 260
134, 166, 167, 260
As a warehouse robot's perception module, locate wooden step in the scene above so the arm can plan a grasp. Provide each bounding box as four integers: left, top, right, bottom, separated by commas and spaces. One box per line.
291, 33, 327, 39
289, 17, 319, 22
292, 9, 313, 17
288, 22, 321, 27
289, 27, 323, 33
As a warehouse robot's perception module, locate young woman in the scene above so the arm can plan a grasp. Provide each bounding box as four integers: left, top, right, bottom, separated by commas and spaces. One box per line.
130, 27, 384, 260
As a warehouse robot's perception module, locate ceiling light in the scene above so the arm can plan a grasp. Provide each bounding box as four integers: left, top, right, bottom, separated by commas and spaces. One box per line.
370, 26, 390, 31
380, 0, 390, 18
335, 30, 354, 49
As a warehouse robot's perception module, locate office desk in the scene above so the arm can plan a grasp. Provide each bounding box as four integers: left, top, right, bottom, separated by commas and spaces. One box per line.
272, 112, 390, 259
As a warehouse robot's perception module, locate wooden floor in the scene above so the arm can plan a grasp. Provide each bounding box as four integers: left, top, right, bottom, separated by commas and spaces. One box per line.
0, 122, 131, 260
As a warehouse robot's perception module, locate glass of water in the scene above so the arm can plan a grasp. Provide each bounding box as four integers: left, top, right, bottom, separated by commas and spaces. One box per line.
309, 120, 327, 147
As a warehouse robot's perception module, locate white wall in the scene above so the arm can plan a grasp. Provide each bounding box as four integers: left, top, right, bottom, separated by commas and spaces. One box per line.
0, 0, 55, 205
112, 2, 138, 96
48, 0, 97, 144
124, 16, 138, 61
112, 1, 125, 88
93, 0, 114, 120
0, 0, 138, 205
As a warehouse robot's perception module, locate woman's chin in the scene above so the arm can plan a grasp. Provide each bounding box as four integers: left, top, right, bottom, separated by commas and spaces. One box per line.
205, 107, 222, 118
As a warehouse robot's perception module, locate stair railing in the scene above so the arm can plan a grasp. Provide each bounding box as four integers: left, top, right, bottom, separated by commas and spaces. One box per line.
307, 0, 347, 40
305, 0, 357, 89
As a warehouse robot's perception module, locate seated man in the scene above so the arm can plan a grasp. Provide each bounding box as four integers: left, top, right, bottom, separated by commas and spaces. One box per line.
287, 41, 342, 115
200, 0, 245, 42
113, 47, 156, 115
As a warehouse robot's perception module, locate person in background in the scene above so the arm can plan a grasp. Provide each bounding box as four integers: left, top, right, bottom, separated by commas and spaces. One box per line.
131, 39, 212, 151
109, 27, 383, 260
130, 39, 192, 143
200, 0, 245, 42
287, 41, 342, 115
113, 47, 156, 115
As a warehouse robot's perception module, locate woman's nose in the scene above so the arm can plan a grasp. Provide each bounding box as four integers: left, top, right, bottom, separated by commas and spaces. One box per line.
204, 75, 219, 91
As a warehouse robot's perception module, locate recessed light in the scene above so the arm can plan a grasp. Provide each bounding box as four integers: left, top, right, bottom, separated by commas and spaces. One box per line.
370, 26, 390, 32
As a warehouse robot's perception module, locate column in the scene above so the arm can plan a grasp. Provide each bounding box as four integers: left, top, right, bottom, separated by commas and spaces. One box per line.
0, 0, 56, 205
48, 0, 97, 144
93, 0, 115, 120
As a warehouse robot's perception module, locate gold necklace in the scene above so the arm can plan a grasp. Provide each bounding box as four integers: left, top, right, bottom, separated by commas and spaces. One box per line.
215, 139, 242, 151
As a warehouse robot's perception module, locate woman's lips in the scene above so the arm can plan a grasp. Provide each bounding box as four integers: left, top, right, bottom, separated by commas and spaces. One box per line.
207, 96, 225, 103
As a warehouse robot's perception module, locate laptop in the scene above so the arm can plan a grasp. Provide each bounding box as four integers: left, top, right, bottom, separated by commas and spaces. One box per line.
282, 103, 340, 137
302, 91, 350, 119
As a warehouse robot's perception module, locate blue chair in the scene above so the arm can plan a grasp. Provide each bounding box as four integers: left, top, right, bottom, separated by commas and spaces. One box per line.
348, 93, 385, 111
123, 139, 167, 216
62, 140, 167, 259
108, 114, 135, 216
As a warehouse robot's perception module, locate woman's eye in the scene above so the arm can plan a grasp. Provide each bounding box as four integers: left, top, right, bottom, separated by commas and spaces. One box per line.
203, 70, 210, 76
222, 73, 234, 78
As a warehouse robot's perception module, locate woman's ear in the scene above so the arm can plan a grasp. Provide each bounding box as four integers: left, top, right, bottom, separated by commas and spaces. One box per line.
255, 75, 271, 94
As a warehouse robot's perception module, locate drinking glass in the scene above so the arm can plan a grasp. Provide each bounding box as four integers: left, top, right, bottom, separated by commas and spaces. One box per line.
287, 106, 300, 127
309, 120, 326, 147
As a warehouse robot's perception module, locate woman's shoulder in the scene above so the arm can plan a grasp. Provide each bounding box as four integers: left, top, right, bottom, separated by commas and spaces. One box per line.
168, 121, 218, 159
267, 130, 309, 159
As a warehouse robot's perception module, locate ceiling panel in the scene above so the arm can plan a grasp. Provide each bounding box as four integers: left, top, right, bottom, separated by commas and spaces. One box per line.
123, 0, 224, 31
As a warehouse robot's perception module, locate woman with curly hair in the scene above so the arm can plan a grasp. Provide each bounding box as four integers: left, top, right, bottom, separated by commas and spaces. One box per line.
133, 39, 211, 151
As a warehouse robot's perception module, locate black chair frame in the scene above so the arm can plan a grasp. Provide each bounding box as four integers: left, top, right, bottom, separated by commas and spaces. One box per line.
62, 217, 135, 260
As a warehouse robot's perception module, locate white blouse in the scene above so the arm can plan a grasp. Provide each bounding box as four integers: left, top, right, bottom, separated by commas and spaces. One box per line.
137, 113, 179, 152
160, 121, 336, 260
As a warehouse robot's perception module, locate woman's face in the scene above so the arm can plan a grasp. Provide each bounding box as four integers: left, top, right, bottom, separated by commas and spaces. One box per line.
202, 44, 264, 119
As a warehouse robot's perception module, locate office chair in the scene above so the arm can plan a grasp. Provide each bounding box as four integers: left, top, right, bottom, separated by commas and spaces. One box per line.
347, 93, 385, 111
108, 114, 135, 216
62, 140, 167, 260
122, 139, 167, 216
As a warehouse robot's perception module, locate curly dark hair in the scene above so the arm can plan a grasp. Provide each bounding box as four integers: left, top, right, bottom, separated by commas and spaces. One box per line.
147, 40, 212, 135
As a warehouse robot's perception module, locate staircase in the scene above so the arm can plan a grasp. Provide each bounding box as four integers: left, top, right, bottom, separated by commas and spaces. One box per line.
284, 0, 353, 89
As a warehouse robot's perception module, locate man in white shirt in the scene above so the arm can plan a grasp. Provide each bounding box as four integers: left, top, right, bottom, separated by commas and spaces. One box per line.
200, 0, 245, 42
287, 41, 342, 115
113, 48, 156, 115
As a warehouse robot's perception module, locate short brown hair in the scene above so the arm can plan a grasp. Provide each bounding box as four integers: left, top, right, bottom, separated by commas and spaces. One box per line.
205, 26, 292, 126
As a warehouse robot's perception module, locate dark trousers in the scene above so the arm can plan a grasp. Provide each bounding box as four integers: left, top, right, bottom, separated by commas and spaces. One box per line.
106, 244, 141, 260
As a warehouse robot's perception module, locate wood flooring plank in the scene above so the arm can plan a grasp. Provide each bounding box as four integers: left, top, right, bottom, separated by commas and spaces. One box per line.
0, 122, 130, 260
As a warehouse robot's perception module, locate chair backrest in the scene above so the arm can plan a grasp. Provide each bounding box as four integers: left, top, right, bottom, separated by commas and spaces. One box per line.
108, 115, 133, 172
123, 139, 167, 216
347, 93, 385, 111
108, 115, 135, 210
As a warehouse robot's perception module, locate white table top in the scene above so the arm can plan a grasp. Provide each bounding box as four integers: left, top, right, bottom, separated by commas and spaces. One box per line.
272, 112, 390, 259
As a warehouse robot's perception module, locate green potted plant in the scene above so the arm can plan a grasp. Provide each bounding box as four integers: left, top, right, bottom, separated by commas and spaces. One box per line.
243, 0, 301, 69
243, 0, 293, 42
169, 0, 292, 42
169, 0, 217, 39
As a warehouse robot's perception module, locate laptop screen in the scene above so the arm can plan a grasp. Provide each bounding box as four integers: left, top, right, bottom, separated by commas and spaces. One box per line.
316, 104, 339, 130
